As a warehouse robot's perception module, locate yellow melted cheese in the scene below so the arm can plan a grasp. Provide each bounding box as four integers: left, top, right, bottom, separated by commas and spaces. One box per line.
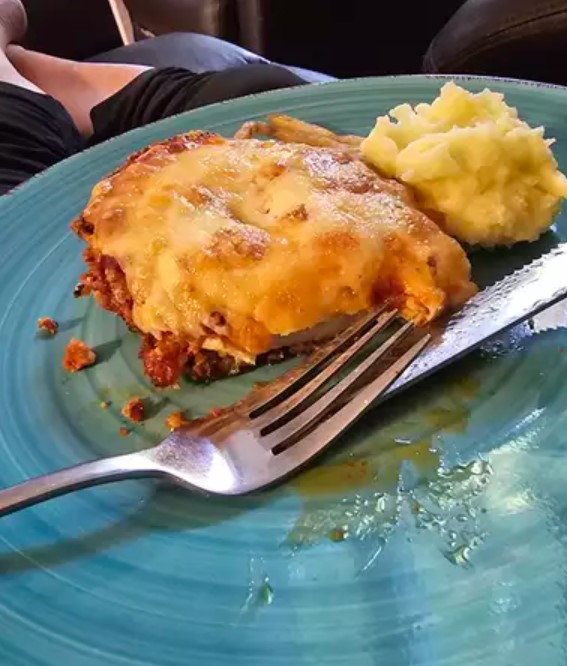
84, 135, 475, 356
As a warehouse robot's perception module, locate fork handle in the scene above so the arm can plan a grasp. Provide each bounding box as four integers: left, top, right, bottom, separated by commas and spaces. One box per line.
0, 452, 163, 518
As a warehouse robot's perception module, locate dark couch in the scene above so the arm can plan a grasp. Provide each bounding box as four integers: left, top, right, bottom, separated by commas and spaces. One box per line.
20, 0, 567, 86
425, 0, 567, 85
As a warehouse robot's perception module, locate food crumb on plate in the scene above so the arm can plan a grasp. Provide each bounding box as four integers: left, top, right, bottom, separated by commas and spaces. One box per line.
100, 401, 111, 409
121, 397, 145, 422
165, 410, 190, 431
62, 338, 96, 372
37, 317, 58, 335
329, 527, 346, 542
119, 427, 130, 437
73, 281, 91, 298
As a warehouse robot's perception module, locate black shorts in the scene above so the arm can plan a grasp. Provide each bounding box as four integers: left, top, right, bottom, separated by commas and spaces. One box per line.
0, 64, 306, 194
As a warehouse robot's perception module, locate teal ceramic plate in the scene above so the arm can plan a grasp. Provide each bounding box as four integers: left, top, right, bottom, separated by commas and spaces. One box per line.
1, 76, 567, 665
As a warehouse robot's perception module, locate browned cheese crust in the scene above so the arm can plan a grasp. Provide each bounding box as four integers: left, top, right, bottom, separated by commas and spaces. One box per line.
72, 130, 476, 387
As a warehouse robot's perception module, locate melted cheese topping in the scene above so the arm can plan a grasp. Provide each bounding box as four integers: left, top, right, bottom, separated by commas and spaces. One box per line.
83, 134, 475, 358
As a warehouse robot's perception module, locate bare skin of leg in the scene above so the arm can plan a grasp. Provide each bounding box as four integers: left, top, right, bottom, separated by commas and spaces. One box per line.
0, 0, 42, 92
0, 0, 150, 136
7, 46, 152, 136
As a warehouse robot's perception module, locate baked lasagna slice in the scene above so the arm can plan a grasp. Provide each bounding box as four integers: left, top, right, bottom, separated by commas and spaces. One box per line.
72, 130, 476, 387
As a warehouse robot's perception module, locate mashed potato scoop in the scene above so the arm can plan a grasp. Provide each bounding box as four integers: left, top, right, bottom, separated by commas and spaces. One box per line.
361, 82, 567, 246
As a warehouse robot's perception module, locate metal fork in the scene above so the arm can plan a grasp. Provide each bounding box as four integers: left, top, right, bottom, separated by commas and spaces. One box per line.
0, 309, 429, 516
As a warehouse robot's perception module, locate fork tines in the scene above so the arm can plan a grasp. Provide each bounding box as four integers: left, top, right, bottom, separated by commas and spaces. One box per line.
272, 333, 430, 463
244, 309, 430, 453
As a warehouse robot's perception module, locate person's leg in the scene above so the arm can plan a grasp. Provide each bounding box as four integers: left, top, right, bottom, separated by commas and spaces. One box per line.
88, 64, 308, 144
7, 44, 307, 142
0, 0, 84, 194
7, 46, 152, 136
